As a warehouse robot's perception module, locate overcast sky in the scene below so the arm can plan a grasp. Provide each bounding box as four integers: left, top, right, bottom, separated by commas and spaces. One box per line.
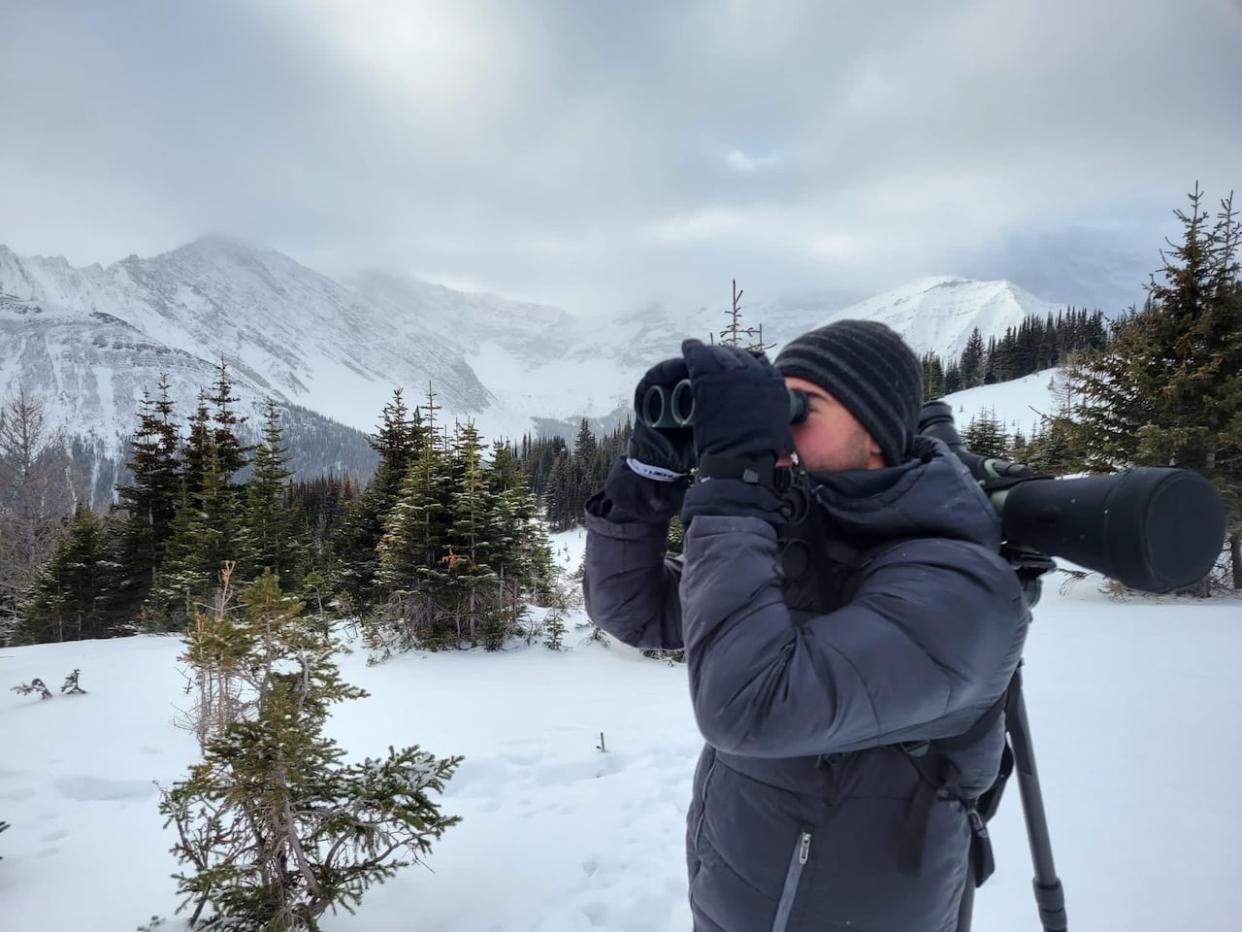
3, 0, 1241, 316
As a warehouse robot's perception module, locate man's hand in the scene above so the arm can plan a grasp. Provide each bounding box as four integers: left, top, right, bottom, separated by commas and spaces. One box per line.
680, 339, 793, 464
627, 357, 695, 482
590, 359, 694, 524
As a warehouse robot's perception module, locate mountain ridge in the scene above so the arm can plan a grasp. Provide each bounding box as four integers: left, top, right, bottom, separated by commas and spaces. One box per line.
1, 236, 1074, 483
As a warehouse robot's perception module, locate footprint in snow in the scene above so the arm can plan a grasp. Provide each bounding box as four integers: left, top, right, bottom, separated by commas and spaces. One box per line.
53, 776, 156, 802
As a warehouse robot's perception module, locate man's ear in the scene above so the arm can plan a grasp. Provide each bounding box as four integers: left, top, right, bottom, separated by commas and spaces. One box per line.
865, 433, 886, 470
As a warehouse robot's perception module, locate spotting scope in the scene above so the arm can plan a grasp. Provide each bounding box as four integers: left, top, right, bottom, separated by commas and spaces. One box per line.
919, 400, 1226, 593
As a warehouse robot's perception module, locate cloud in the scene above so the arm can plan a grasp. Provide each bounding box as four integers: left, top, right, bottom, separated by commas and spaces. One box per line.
725, 150, 783, 174
1, 0, 1240, 316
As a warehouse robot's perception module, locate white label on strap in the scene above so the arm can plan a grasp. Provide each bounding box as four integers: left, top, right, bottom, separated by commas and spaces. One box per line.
626, 457, 686, 483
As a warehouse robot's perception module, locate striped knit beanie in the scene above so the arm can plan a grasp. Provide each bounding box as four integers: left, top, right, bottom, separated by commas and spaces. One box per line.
773, 319, 923, 466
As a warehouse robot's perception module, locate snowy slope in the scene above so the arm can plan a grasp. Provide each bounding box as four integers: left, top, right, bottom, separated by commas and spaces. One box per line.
2, 531, 1239, 931
941, 367, 1065, 438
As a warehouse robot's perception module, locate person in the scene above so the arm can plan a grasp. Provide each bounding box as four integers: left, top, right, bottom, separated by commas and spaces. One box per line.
582, 320, 1029, 932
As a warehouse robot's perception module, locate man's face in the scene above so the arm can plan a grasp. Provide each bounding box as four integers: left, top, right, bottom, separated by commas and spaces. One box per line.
777, 376, 885, 473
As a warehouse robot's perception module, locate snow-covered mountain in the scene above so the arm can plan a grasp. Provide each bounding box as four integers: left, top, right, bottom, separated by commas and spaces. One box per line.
483, 276, 1066, 437
818, 276, 1064, 360
1, 237, 1070, 487
0, 237, 491, 453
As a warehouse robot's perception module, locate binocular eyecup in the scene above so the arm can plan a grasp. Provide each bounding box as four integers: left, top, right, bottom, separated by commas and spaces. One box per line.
643, 379, 810, 429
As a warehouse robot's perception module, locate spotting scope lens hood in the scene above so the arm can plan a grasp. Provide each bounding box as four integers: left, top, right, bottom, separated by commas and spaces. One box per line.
918, 400, 1227, 593
1000, 468, 1225, 592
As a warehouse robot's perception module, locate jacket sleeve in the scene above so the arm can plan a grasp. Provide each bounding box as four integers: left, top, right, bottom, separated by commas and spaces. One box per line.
582, 509, 685, 650
680, 512, 1028, 758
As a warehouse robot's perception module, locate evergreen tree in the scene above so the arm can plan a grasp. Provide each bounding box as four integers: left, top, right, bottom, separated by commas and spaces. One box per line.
149, 445, 251, 628
572, 418, 597, 470
961, 407, 1009, 459
158, 570, 462, 930
921, 353, 946, 401
542, 453, 572, 531
111, 375, 181, 622
521, 421, 630, 532
982, 336, 998, 384
242, 399, 303, 586
334, 387, 428, 613
19, 505, 116, 642
960, 328, 986, 388
1009, 427, 1030, 465
487, 439, 552, 602
290, 474, 354, 569
207, 359, 252, 482
182, 392, 213, 499
943, 364, 963, 396
543, 603, 566, 651
1023, 416, 1081, 476
371, 421, 554, 654
369, 387, 420, 500
445, 421, 504, 648
376, 415, 453, 598
1071, 185, 1242, 589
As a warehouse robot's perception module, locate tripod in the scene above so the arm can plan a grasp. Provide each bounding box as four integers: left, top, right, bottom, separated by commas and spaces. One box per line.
957, 664, 1068, 932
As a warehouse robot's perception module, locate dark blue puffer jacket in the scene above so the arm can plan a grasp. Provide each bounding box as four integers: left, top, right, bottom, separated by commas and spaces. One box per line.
583, 438, 1029, 932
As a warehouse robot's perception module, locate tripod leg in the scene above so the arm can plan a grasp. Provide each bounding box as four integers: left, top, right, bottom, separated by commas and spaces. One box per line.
955, 869, 976, 932
1007, 668, 1068, 931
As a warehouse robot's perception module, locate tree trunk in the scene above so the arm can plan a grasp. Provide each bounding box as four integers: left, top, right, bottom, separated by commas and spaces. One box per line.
1231, 531, 1241, 591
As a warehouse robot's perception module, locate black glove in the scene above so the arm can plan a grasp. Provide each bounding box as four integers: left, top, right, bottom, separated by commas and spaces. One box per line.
627, 358, 695, 481
590, 456, 688, 524
680, 339, 792, 464
585, 359, 696, 524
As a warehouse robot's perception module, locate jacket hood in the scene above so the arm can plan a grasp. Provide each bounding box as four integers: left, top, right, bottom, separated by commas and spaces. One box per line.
802, 435, 1002, 551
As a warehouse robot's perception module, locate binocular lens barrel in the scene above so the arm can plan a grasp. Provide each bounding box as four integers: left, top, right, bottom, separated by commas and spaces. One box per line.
642, 381, 695, 429
643, 380, 809, 429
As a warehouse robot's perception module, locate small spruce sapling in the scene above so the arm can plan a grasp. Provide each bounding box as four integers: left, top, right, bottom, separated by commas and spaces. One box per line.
61, 669, 86, 695
542, 583, 568, 651
543, 608, 566, 651
11, 678, 53, 700
158, 569, 463, 930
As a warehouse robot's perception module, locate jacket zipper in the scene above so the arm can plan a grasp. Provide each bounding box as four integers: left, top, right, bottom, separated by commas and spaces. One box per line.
771, 830, 812, 932
692, 754, 718, 852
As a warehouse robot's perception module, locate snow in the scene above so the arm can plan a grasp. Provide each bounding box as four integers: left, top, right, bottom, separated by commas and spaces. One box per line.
3, 524, 1240, 931
942, 368, 1062, 437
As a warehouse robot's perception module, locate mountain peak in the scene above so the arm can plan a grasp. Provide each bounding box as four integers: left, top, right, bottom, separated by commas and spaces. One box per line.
830, 275, 1064, 359
160, 233, 278, 266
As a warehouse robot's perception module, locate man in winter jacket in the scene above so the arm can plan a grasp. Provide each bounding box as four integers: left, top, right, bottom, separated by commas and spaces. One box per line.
582, 320, 1029, 932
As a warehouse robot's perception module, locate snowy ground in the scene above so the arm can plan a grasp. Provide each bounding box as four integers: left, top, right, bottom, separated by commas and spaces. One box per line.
941, 368, 1061, 438
2, 529, 1241, 931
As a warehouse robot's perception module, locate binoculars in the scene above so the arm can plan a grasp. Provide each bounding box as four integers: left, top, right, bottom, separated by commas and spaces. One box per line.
643, 379, 811, 429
